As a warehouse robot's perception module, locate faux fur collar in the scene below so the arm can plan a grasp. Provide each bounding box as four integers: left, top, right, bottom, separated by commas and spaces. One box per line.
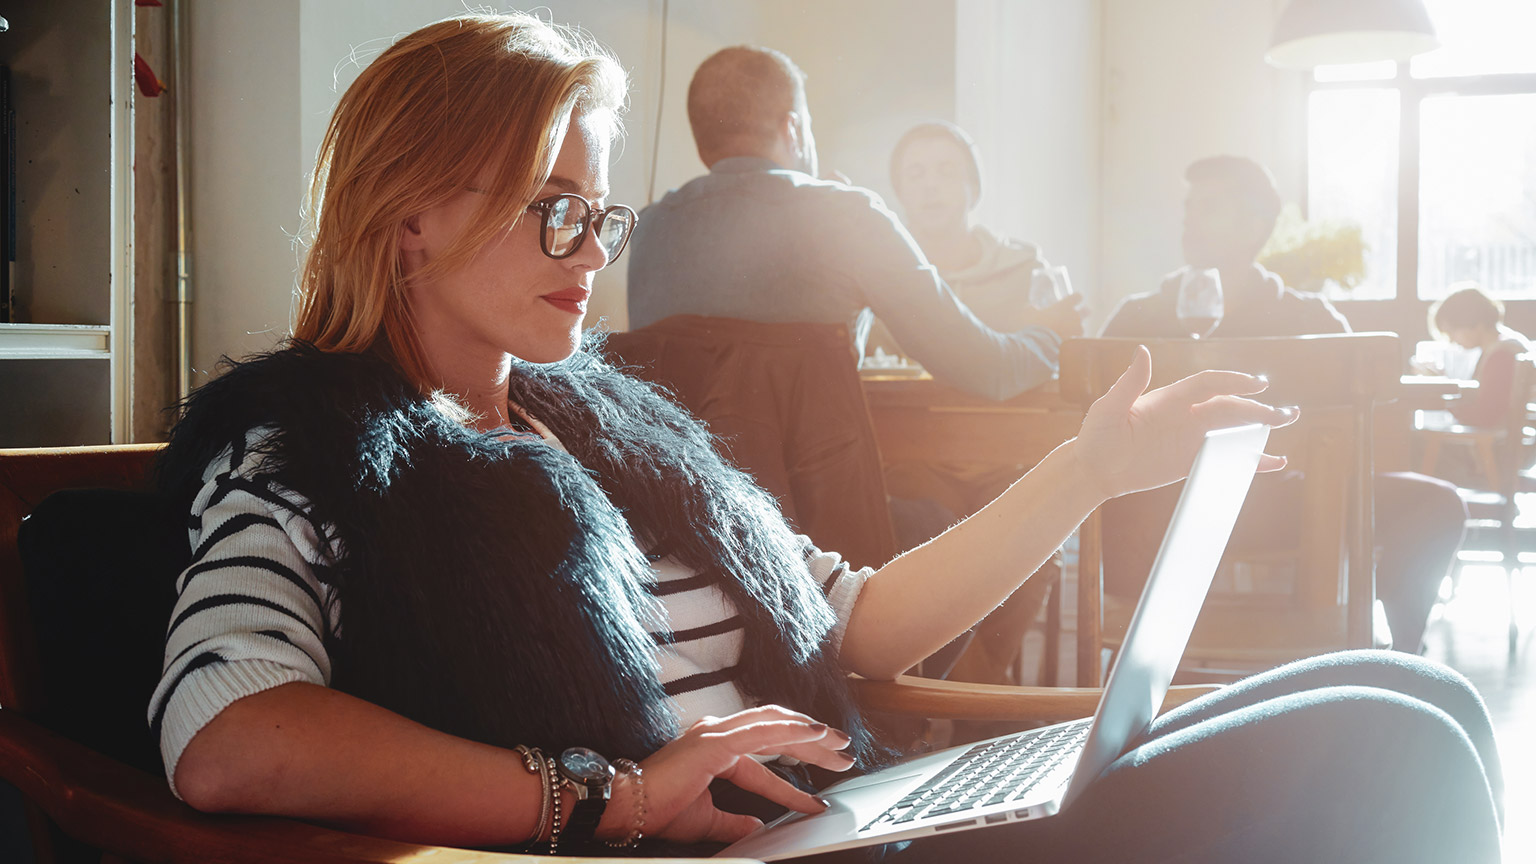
158, 341, 880, 765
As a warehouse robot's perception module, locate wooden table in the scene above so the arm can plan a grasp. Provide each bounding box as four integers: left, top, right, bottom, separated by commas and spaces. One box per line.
861, 375, 1081, 473
862, 374, 1083, 684
1376, 375, 1477, 472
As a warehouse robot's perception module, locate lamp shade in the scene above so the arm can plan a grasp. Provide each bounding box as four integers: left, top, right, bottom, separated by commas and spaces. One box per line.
1266, 0, 1439, 69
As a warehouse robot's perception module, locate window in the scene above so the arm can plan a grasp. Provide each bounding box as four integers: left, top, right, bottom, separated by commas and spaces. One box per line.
1305, 0, 1536, 304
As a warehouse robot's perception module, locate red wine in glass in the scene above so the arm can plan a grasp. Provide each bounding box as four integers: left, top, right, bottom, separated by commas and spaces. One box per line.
1175, 268, 1223, 339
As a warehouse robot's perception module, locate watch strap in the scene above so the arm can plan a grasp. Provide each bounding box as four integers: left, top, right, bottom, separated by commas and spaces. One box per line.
562, 786, 607, 850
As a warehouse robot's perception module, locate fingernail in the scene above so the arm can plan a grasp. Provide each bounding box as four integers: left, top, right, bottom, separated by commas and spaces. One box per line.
1283, 405, 1300, 417
815, 796, 832, 809
1255, 374, 1270, 385
809, 722, 828, 734
832, 727, 852, 742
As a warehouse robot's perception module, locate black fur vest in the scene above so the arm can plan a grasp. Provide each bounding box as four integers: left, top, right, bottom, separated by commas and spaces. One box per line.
157, 341, 880, 765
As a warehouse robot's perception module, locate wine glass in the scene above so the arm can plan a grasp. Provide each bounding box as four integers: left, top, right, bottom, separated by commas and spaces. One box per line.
1176, 267, 1223, 339
1029, 265, 1072, 309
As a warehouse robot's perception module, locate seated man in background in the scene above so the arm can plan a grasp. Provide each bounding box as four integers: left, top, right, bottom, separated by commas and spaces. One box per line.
1100, 155, 1466, 655
626, 45, 1084, 402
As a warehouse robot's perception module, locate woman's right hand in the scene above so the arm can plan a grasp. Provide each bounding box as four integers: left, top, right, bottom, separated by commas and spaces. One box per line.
604, 705, 855, 845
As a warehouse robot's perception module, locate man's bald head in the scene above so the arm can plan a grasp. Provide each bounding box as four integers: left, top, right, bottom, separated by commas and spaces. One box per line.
687, 46, 808, 168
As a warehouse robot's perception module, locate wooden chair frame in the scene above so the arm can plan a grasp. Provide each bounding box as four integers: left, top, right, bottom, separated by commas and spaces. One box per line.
1416, 354, 1536, 656
0, 444, 1213, 863
1060, 334, 1402, 684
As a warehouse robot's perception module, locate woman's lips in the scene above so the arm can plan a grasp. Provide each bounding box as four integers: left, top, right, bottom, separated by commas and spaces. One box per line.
541, 287, 590, 315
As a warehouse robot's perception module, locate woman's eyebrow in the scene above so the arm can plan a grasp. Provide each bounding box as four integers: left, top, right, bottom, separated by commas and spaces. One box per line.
542, 175, 609, 200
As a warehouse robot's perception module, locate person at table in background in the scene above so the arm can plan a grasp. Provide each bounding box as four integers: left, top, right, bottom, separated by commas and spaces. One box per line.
1426, 283, 1535, 428
1101, 156, 1347, 339
626, 46, 1085, 402
1099, 154, 1467, 656
886, 120, 1079, 336
877, 120, 1079, 685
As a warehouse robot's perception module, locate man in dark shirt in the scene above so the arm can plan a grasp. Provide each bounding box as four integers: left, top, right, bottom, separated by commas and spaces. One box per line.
1100, 155, 1465, 654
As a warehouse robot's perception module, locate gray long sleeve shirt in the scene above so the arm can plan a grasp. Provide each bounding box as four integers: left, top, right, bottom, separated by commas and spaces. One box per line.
625, 157, 1060, 401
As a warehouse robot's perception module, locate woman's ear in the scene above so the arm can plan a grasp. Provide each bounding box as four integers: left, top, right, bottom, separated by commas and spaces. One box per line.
399, 213, 427, 252
784, 111, 805, 159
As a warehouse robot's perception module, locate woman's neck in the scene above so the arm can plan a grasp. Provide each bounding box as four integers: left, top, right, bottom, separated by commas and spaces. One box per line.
429, 351, 514, 432
914, 222, 982, 272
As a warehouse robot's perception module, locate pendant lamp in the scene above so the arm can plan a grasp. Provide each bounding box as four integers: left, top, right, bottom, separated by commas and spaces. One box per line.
1266, 0, 1439, 69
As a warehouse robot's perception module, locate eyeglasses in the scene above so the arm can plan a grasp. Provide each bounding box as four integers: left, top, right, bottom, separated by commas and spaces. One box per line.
527, 193, 637, 265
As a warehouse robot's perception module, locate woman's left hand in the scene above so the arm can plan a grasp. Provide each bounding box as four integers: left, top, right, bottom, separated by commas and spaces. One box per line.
1072, 345, 1297, 501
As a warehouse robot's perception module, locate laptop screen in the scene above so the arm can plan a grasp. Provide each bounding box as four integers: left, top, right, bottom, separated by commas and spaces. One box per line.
1064, 422, 1269, 805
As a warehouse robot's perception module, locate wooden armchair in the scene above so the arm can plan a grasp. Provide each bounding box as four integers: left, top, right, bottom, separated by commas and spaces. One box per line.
0, 444, 1213, 864
1060, 334, 1402, 684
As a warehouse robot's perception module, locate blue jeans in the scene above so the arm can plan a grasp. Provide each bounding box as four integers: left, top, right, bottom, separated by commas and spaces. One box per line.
813, 651, 1503, 863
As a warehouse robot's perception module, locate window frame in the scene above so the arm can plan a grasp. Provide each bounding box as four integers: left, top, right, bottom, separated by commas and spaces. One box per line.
1303, 67, 1536, 336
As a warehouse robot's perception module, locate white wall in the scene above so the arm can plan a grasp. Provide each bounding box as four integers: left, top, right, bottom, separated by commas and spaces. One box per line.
957, 0, 1103, 314
188, 0, 304, 383
188, 0, 956, 378
1098, 0, 1304, 320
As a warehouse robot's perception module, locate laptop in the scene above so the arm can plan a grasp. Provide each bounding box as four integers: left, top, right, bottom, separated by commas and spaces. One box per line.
719, 423, 1271, 861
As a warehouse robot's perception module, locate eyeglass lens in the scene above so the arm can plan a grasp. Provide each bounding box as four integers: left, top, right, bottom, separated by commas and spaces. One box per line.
543, 195, 634, 263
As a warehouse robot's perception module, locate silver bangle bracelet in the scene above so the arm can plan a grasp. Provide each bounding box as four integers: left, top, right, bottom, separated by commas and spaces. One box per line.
513, 745, 553, 846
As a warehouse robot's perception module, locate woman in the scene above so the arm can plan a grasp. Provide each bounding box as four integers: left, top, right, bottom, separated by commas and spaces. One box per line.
149, 13, 1503, 861
1430, 283, 1534, 428
888, 121, 1083, 338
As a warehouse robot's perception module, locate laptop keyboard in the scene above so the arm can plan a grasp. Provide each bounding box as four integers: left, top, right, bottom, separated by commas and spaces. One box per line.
861, 718, 1092, 832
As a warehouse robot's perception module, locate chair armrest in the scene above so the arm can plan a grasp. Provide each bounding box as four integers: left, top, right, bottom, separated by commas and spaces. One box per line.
0, 709, 751, 864
850, 675, 1219, 724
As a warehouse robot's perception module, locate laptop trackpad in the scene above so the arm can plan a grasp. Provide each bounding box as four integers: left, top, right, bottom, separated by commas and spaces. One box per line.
719, 774, 921, 861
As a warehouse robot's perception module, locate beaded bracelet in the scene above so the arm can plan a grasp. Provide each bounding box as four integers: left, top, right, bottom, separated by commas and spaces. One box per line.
545, 754, 565, 856
602, 758, 646, 849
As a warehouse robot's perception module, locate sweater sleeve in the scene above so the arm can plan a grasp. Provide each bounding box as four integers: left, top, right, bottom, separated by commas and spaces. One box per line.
147, 428, 338, 797
1454, 344, 1518, 427
827, 186, 1061, 401
798, 536, 873, 656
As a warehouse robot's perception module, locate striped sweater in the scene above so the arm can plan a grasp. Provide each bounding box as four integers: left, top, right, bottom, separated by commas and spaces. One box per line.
148, 425, 872, 795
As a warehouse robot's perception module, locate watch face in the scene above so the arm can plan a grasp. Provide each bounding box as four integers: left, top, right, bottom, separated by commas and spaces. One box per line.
559, 747, 614, 786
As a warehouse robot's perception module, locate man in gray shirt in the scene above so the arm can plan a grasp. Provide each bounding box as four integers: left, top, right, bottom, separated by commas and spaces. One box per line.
627, 45, 1077, 401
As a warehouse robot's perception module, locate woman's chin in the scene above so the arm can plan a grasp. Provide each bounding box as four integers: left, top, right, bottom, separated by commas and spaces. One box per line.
514, 333, 583, 365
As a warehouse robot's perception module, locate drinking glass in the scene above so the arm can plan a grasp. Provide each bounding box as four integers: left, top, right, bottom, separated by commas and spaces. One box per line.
1175, 267, 1223, 338
1030, 265, 1073, 308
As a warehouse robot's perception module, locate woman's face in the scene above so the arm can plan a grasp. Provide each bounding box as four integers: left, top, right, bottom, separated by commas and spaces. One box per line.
893, 135, 977, 235
401, 109, 614, 368
1445, 325, 1494, 349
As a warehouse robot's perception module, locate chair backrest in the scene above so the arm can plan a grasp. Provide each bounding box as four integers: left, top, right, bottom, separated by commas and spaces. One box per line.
604, 315, 899, 569
0, 445, 165, 716
1059, 334, 1402, 681
1, 446, 585, 864
1497, 354, 1536, 495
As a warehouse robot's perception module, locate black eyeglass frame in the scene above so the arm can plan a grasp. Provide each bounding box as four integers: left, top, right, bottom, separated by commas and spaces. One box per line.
527, 192, 638, 264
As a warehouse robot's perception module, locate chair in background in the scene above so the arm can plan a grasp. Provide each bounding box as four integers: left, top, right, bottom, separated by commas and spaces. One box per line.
1416, 354, 1536, 657
1, 444, 1219, 864
604, 315, 899, 571
1060, 334, 1401, 685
